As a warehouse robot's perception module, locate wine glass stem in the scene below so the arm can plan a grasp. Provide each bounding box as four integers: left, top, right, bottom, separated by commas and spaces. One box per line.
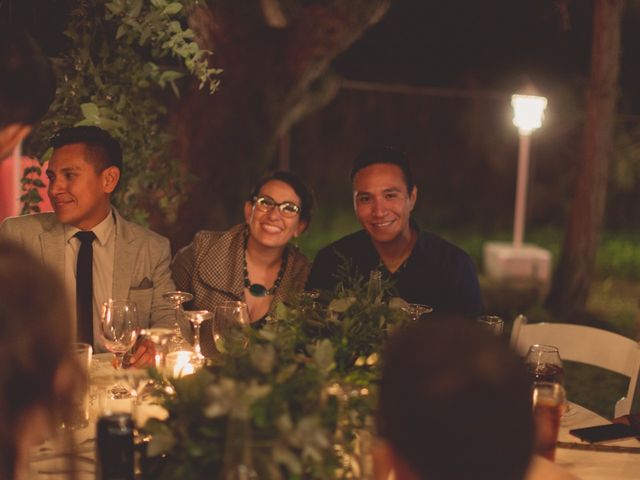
174, 305, 181, 336
114, 352, 124, 370
193, 323, 202, 357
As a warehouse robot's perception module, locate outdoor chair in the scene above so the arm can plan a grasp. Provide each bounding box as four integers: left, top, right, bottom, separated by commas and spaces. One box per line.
510, 315, 640, 417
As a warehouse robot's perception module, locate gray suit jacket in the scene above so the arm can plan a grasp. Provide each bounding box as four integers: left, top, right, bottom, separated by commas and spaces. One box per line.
0, 209, 178, 349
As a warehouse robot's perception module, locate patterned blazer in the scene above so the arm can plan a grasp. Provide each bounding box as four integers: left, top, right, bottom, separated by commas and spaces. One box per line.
171, 223, 310, 356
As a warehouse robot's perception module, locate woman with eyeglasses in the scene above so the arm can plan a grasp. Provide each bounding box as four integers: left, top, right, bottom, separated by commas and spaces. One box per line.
171, 171, 313, 356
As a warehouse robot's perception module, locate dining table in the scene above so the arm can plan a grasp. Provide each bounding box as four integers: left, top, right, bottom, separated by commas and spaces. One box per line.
28, 356, 640, 480
527, 402, 640, 480
27, 353, 166, 480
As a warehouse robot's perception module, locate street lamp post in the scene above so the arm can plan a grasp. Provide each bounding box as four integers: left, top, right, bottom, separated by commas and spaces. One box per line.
510, 94, 547, 248
483, 92, 552, 293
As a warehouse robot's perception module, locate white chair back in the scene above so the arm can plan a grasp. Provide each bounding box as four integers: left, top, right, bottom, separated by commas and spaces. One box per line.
510, 315, 640, 417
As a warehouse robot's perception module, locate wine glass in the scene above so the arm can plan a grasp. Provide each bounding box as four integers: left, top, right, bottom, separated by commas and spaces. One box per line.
162, 291, 194, 350
100, 299, 139, 398
213, 301, 251, 354
525, 345, 565, 384
402, 303, 434, 321
524, 344, 573, 417
183, 310, 213, 365
477, 315, 504, 335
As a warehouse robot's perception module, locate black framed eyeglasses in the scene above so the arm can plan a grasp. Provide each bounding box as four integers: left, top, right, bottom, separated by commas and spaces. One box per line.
253, 195, 301, 218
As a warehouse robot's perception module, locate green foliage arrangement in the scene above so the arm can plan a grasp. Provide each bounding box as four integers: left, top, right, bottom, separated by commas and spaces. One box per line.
142, 270, 411, 479
23, 0, 221, 224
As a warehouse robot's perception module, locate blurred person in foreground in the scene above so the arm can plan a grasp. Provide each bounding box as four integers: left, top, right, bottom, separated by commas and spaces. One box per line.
0, 28, 55, 161
307, 146, 482, 316
0, 126, 176, 364
0, 240, 83, 480
375, 318, 577, 480
172, 171, 312, 356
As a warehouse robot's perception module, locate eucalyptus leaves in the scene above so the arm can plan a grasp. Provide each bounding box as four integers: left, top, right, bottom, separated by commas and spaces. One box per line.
24, 0, 221, 224
142, 274, 412, 479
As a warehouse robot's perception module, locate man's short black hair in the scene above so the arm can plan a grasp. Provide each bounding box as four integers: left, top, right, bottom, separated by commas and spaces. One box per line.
350, 146, 415, 192
0, 29, 55, 129
50, 126, 123, 174
378, 318, 534, 480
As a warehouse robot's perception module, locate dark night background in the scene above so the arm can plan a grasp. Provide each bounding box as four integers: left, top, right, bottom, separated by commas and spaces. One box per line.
4, 0, 640, 236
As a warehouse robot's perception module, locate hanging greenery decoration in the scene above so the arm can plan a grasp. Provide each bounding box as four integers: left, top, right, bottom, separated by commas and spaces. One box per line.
22, 0, 221, 225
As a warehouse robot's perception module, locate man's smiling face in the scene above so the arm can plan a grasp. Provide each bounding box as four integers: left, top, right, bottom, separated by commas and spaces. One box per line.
46, 143, 116, 230
352, 163, 417, 247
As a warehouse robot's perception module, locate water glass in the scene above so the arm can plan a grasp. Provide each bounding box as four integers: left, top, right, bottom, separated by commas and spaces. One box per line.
62, 342, 93, 430
213, 301, 251, 354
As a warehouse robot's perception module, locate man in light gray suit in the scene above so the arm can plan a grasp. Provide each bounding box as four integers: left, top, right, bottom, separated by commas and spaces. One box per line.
0, 126, 177, 363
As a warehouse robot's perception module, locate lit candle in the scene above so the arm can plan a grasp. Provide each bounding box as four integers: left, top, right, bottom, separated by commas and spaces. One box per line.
165, 351, 197, 378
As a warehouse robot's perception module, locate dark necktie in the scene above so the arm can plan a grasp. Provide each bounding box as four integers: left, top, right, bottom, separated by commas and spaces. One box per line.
75, 231, 96, 345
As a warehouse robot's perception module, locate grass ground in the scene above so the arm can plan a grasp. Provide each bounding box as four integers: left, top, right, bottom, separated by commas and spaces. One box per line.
299, 214, 640, 419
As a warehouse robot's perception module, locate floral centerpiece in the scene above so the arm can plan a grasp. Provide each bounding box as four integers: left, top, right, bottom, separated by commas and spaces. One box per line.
142, 268, 411, 479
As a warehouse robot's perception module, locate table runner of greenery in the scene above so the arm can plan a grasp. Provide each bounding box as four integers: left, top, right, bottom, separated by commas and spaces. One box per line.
142, 269, 410, 479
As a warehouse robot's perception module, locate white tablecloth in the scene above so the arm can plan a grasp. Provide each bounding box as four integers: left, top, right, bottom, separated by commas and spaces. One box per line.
554, 403, 640, 479
28, 354, 166, 480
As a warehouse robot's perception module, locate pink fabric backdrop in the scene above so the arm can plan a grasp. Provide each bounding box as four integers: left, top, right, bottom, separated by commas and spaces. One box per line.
0, 155, 52, 221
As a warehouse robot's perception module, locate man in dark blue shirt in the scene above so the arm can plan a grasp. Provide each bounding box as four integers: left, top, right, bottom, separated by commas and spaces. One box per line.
307, 146, 482, 317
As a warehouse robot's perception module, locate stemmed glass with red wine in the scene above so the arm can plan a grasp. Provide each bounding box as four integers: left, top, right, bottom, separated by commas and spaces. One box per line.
525, 344, 565, 384
525, 344, 573, 417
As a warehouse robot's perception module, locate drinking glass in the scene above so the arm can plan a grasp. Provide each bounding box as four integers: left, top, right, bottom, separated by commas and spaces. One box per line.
162, 290, 194, 349
213, 301, 251, 354
524, 345, 565, 385
62, 342, 93, 429
100, 299, 139, 398
525, 344, 573, 416
532, 381, 566, 461
402, 303, 434, 321
477, 315, 504, 335
183, 310, 213, 365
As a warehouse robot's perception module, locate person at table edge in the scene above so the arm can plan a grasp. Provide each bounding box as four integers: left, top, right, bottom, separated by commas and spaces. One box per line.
0, 28, 55, 162
306, 146, 482, 316
0, 126, 176, 362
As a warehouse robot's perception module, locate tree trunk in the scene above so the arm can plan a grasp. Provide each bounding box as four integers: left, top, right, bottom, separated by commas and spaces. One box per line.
546, 0, 624, 316
161, 1, 391, 249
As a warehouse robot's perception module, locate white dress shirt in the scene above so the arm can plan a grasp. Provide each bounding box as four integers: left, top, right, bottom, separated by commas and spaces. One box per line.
64, 210, 115, 351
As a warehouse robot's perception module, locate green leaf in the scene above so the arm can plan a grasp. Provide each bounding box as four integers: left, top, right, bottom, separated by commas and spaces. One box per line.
144, 419, 176, 457
312, 339, 335, 375
116, 25, 127, 40
130, 0, 143, 18
80, 102, 99, 121
329, 297, 356, 313
163, 3, 183, 15
249, 343, 276, 374
160, 70, 184, 82
105, 0, 125, 16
